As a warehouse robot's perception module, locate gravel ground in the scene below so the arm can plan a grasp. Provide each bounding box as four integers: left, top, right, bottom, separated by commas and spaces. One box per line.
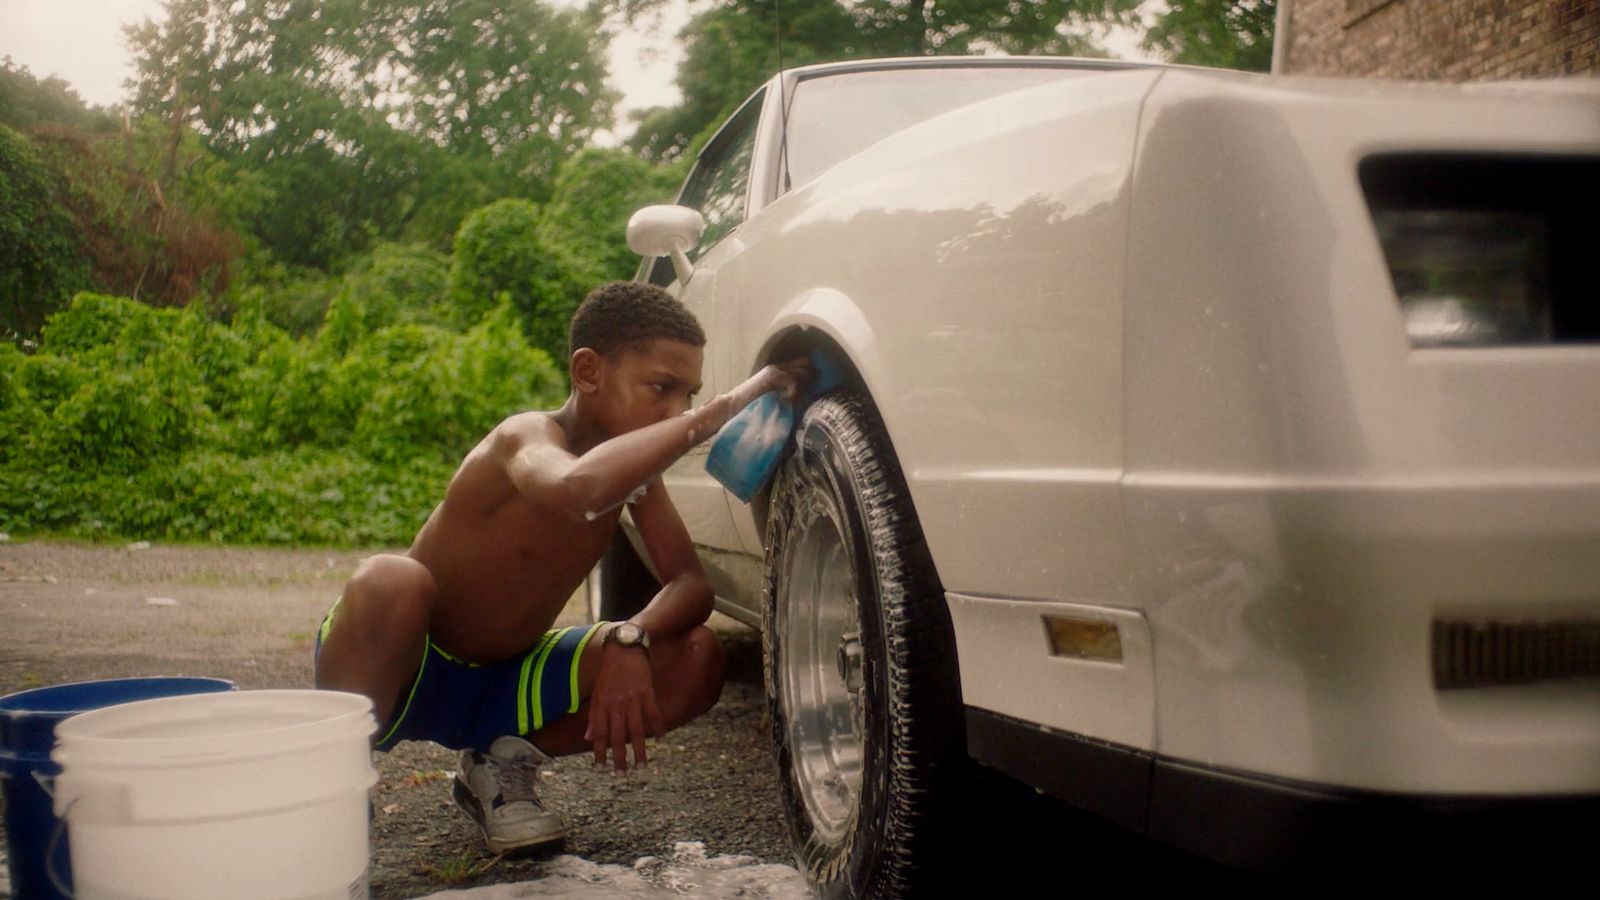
0, 539, 790, 898
0, 538, 1241, 898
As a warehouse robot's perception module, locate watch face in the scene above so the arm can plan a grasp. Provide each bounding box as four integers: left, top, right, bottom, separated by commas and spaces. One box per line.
613, 623, 643, 645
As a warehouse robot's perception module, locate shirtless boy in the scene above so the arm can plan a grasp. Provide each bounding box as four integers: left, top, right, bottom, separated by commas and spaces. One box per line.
313, 281, 803, 853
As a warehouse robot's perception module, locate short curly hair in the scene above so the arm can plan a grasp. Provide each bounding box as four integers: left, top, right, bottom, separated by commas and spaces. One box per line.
568, 281, 706, 359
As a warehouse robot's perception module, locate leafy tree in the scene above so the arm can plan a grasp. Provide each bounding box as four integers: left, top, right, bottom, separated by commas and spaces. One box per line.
23, 121, 244, 313
629, 1, 862, 162
622, 0, 1134, 161
398, 151, 510, 251
126, 0, 427, 266
125, 0, 617, 268
0, 124, 89, 338
390, 0, 617, 175
0, 58, 115, 133
539, 148, 688, 284
1143, 0, 1275, 72
845, 0, 1134, 55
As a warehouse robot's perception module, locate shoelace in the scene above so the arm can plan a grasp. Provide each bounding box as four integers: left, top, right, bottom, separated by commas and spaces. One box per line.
491, 754, 541, 806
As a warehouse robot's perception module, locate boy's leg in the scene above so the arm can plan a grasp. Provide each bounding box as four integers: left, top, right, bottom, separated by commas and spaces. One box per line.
314, 554, 436, 736
524, 624, 728, 759
451, 624, 726, 854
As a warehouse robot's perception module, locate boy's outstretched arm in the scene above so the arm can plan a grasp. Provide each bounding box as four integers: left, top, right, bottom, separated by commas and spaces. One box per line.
504, 361, 804, 521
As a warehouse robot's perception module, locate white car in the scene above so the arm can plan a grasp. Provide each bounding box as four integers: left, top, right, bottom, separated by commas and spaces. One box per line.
595, 57, 1600, 890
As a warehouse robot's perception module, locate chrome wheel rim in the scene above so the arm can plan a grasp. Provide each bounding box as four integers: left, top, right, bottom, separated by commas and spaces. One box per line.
779, 483, 866, 844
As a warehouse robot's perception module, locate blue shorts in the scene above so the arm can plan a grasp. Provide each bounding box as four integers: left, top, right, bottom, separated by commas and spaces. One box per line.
316, 604, 606, 752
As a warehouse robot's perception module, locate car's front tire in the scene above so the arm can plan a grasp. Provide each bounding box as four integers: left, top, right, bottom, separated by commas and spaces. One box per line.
762, 391, 966, 898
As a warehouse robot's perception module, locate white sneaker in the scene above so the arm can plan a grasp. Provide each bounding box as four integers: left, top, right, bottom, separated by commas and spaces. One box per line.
452, 735, 565, 854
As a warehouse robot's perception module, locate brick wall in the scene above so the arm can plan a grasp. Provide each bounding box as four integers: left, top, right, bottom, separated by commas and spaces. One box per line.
1283, 0, 1599, 79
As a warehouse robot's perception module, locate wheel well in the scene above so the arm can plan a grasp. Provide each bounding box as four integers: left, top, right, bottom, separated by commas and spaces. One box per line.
750, 328, 866, 541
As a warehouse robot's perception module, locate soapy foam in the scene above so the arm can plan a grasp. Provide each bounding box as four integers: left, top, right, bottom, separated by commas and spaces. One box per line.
415, 843, 808, 899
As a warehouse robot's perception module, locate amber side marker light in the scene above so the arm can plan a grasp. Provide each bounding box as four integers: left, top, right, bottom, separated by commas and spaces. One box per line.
1043, 615, 1122, 662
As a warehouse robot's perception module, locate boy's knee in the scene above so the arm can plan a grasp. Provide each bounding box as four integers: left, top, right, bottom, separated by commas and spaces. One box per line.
683, 625, 727, 713
336, 554, 436, 642
348, 554, 435, 603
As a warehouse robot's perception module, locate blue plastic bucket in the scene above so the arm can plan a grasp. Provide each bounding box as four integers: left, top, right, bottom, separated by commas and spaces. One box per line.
0, 677, 236, 899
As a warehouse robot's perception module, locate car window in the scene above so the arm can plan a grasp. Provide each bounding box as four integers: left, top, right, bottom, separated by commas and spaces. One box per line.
784, 67, 1083, 191
678, 89, 765, 261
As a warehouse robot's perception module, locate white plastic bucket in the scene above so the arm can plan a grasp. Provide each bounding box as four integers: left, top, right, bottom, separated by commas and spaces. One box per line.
50, 690, 377, 900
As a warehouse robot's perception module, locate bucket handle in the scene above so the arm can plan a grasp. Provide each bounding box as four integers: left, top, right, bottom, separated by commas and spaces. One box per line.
46, 797, 77, 899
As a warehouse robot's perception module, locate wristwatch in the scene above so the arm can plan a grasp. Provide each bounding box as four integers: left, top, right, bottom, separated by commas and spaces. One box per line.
605, 621, 651, 656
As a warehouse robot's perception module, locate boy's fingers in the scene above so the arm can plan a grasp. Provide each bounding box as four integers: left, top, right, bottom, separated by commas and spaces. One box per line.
610, 709, 627, 773
627, 705, 648, 768
589, 717, 607, 767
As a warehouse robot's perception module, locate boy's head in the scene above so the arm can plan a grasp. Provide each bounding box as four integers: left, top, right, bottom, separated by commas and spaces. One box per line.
568, 282, 706, 437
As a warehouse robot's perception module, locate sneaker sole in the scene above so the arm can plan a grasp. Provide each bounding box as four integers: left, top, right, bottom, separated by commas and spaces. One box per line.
451, 777, 566, 855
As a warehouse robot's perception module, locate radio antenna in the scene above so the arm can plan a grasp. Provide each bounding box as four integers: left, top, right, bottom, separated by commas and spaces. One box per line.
774, 0, 791, 193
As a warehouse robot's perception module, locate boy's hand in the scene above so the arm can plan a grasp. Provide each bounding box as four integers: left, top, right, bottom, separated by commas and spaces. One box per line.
729, 356, 814, 408
684, 356, 817, 448
584, 640, 664, 772
770, 356, 814, 402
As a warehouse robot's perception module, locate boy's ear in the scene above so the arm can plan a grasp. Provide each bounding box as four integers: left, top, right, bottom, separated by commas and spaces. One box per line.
570, 347, 602, 394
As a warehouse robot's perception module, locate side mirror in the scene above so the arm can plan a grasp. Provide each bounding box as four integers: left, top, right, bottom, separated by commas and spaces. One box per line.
627, 205, 705, 285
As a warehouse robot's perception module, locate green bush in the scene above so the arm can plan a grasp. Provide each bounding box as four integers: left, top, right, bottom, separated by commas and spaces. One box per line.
0, 291, 564, 546
450, 198, 588, 363
0, 342, 39, 464
38, 291, 161, 354
349, 304, 563, 464
225, 255, 341, 337
223, 242, 453, 338
340, 242, 453, 332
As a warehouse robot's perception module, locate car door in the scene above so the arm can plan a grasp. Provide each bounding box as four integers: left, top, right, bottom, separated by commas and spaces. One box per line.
648, 90, 768, 610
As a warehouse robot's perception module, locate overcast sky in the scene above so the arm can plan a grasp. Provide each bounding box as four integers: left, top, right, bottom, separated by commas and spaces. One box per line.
0, 0, 695, 141
0, 0, 1151, 142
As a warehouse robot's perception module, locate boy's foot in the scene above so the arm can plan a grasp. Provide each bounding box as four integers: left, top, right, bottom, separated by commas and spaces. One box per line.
452, 735, 566, 854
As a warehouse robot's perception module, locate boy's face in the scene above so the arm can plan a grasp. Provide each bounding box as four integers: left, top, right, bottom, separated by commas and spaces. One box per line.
589, 339, 704, 437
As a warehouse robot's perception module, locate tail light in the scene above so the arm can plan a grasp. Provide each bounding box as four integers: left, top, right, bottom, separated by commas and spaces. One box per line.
1359, 154, 1599, 349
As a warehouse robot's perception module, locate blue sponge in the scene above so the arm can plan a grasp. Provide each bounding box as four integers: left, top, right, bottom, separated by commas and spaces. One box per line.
705, 350, 845, 503
803, 348, 845, 404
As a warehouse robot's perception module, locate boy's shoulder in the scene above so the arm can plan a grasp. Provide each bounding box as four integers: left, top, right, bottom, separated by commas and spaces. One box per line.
443, 412, 569, 508
489, 410, 570, 456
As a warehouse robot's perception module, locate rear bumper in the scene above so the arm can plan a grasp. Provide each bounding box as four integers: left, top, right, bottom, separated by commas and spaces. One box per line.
946, 476, 1600, 794
967, 707, 1599, 873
